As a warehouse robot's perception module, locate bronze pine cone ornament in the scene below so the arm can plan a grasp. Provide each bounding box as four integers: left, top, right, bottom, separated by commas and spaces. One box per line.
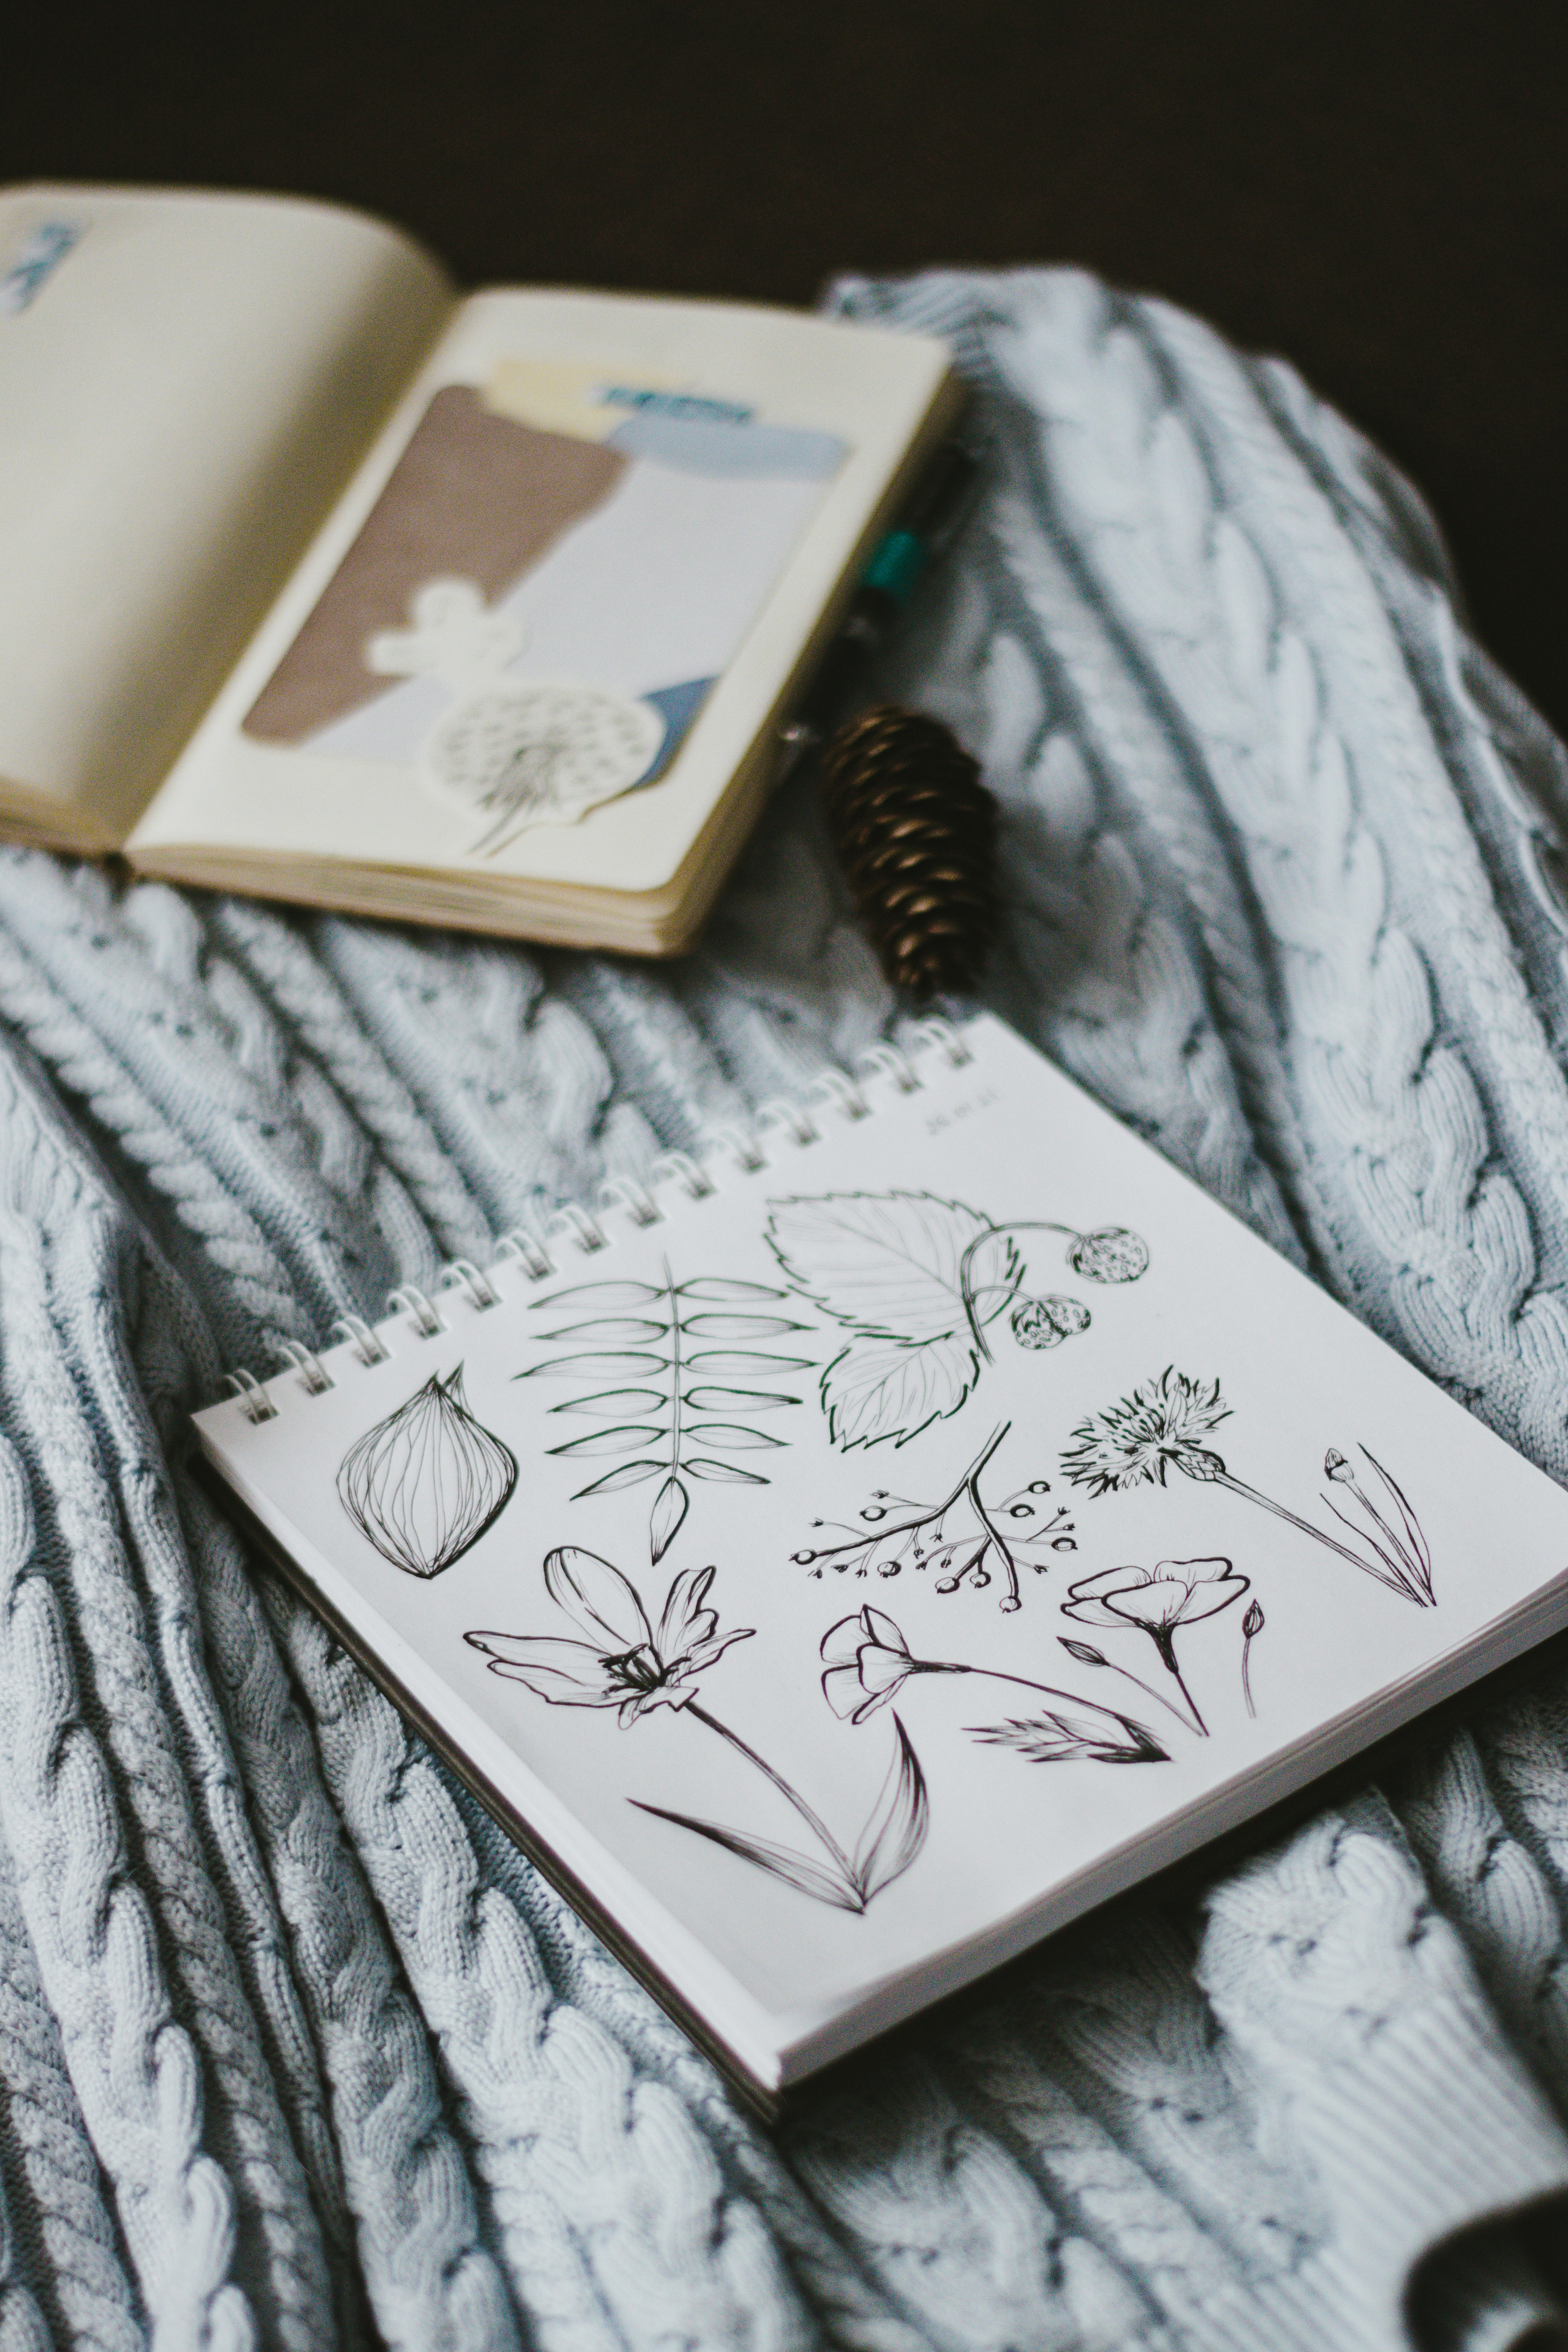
818, 704, 1000, 996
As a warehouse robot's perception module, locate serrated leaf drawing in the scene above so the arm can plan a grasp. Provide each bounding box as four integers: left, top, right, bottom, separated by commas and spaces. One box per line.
820, 1329, 980, 1452
765, 1192, 1151, 1449
519, 1261, 813, 1560
768, 1192, 1000, 1341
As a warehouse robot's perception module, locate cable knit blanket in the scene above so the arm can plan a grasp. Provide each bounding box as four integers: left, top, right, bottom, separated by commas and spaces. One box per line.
1, 268, 1567, 2352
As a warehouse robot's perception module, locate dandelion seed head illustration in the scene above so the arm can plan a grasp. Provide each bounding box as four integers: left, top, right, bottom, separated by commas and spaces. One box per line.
1061, 1369, 1231, 1496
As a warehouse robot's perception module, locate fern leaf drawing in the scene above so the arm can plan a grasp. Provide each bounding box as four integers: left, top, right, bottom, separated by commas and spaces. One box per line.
517, 1264, 812, 1560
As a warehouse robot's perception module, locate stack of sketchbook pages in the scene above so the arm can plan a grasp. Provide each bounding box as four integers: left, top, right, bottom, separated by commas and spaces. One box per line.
0, 181, 961, 952
192, 1015, 1568, 2111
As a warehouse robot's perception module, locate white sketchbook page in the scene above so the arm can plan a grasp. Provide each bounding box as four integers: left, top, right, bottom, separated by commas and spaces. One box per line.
0, 185, 452, 837
193, 1015, 1568, 2035
130, 290, 955, 894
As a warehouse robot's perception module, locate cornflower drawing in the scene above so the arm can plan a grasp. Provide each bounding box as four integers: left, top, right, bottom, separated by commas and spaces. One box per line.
1060, 1557, 1250, 1735
468, 1549, 927, 1912
821, 1604, 1168, 1765
1061, 1369, 1434, 1606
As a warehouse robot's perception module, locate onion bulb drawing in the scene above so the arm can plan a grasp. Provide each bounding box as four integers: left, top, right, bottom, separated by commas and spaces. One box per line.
337, 1365, 517, 1577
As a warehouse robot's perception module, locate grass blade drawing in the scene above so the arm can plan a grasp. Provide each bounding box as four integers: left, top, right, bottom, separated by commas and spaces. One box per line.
764, 1192, 1149, 1449
791, 1421, 1078, 1610
337, 1364, 517, 1577
518, 1264, 812, 1560
1061, 1368, 1436, 1605
468, 1550, 929, 1912
1323, 1448, 1434, 1603
821, 1605, 1169, 1765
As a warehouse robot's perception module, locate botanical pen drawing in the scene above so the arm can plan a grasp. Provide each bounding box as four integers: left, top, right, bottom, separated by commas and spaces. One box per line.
765, 1189, 1149, 1450
1060, 1557, 1251, 1735
1063, 1368, 1434, 1605
791, 1421, 1077, 1611
469, 1549, 928, 1913
516, 1267, 813, 1562
822, 1604, 1169, 1766
337, 1364, 518, 1578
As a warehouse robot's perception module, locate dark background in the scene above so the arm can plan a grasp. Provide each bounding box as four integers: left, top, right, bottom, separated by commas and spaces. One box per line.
10, 2, 1564, 728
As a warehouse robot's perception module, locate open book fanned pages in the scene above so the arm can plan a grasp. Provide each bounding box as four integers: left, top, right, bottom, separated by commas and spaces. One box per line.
0, 183, 962, 950
192, 1013, 1568, 2112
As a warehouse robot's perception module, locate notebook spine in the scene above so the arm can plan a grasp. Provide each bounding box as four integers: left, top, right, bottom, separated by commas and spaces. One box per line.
221, 1018, 973, 1421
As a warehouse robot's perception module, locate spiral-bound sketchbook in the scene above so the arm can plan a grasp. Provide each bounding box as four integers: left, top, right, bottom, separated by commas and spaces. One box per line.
191, 1014, 1568, 2109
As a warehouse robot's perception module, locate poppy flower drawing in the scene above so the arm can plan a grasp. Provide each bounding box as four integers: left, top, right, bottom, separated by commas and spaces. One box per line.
468, 1550, 928, 1913
1062, 1557, 1249, 1734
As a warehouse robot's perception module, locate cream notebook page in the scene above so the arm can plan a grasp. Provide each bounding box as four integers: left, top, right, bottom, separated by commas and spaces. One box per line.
0, 184, 451, 842
130, 292, 954, 902
192, 1016, 1568, 2087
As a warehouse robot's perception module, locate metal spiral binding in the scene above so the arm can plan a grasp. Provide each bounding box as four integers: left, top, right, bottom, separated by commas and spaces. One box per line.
387, 1286, 445, 1338
218, 1020, 973, 1422
440, 1259, 500, 1310
275, 1341, 334, 1394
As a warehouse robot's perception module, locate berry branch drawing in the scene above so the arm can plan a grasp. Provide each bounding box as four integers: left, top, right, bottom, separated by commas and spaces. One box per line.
337, 1364, 518, 1577
467, 1550, 928, 1913
516, 1267, 813, 1561
791, 1421, 1077, 1611
764, 1191, 1149, 1450
1060, 1368, 1435, 1606
821, 1606, 1169, 1766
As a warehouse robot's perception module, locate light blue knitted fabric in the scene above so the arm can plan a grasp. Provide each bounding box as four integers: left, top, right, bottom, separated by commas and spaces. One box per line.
0, 267, 1566, 2350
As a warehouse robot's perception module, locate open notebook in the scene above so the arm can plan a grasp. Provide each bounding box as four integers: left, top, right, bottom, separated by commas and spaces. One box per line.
192, 1014, 1568, 2112
0, 183, 960, 951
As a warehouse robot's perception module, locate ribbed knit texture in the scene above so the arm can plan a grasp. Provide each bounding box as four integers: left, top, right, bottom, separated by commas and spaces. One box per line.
0, 267, 1564, 2348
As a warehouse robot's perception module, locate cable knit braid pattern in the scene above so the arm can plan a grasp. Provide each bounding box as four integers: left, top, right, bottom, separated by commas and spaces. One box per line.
0, 267, 1565, 2348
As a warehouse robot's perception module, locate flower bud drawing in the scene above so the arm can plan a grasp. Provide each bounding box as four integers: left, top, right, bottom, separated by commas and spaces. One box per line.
338, 1365, 517, 1577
